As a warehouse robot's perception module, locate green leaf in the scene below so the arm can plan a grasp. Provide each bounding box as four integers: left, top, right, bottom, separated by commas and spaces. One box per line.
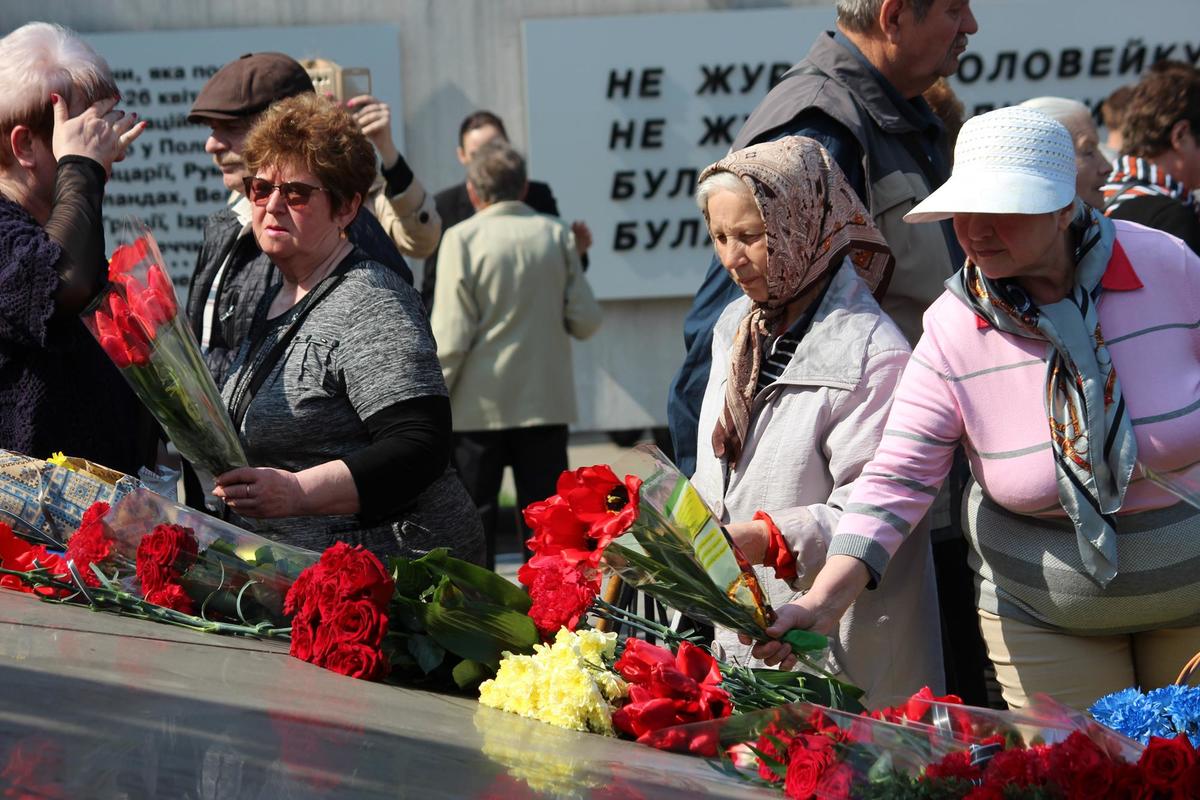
389, 595, 427, 633
252, 545, 277, 566
204, 538, 239, 558
424, 581, 538, 667
388, 556, 434, 599
426, 556, 531, 612
406, 633, 446, 674
451, 658, 494, 690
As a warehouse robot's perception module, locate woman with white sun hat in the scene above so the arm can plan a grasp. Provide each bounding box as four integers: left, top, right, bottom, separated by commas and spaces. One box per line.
747, 106, 1200, 710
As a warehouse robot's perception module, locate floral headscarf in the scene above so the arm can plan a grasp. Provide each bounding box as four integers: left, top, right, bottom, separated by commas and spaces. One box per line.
703, 136, 893, 465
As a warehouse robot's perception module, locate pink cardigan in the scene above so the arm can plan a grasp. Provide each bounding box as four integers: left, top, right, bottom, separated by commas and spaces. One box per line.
829, 220, 1200, 580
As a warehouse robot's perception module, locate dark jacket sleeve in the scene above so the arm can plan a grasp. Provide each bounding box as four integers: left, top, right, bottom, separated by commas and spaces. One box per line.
341, 394, 452, 523
42, 156, 109, 318
1109, 195, 1200, 256
346, 209, 413, 286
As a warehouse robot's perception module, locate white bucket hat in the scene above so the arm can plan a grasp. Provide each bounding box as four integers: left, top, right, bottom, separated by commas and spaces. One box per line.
904, 106, 1078, 223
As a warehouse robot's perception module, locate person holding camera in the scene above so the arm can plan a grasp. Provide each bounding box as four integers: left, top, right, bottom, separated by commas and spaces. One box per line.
346, 92, 441, 261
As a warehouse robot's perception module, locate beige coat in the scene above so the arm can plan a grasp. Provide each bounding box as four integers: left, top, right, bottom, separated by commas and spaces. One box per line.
366, 173, 442, 260
692, 262, 943, 707
431, 201, 601, 431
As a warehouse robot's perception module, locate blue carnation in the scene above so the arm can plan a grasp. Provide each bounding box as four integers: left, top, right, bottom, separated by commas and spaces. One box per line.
1090, 687, 1161, 743
1150, 685, 1200, 738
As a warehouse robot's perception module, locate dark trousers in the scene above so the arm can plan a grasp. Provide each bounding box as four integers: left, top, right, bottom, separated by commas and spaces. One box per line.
453, 425, 569, 570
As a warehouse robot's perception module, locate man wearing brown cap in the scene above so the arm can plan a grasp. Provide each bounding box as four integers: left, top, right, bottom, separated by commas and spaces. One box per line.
185, 52, 413, 388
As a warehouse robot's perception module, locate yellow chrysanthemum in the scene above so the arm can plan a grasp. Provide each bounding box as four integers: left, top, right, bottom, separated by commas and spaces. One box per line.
47, 452, 72, 470
478, 628, 624, 735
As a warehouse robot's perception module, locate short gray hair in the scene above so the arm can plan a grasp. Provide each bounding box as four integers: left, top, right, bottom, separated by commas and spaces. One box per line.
0, 22, 117, 166
695, 170, 753, 217
836, 0, 935, 33
1020, 97, 1091, 128
466, 140, 526, 204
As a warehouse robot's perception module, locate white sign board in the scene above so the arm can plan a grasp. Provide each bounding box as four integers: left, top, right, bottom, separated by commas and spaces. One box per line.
523, 0, 1200, 300
84, 25, 404, 286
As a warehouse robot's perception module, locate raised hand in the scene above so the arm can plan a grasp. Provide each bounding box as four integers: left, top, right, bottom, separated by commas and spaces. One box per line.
346, 94, 399, 168
50, 94, 145, 174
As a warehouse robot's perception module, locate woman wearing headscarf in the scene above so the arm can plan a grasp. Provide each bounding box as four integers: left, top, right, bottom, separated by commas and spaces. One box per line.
753, 107, 1200, 710
690, 136, 943, 706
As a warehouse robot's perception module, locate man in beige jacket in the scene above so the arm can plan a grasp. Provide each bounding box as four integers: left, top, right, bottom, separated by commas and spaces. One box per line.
431, 141, 602, 569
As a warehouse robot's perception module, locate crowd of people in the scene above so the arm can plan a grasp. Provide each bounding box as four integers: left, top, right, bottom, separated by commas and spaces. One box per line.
1, 0, 1198, 717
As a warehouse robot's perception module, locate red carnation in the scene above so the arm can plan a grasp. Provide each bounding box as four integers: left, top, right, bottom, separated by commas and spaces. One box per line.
924, 749, 982, 783
1067, 760, 1115, 800
982, 746, 1036, 788
0, 523, 69, 598
65, 501, 114, 587
144, 583, 194, 614
1138, 734, 1195, 792
517, 558, 601, 639
1107, 763, 1151, 799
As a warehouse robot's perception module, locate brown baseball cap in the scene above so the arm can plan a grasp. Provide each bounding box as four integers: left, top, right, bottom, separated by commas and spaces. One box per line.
188, 52, 314, 123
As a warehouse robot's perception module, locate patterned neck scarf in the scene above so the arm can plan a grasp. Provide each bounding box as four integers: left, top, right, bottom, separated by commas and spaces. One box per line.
946, 208, 1137, 586
1102, 155, 1197, 216
705, 136, 894, 466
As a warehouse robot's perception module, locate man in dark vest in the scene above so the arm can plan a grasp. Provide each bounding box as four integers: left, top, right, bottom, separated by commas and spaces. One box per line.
667, 0, 987, 702
186, 52, 412, 389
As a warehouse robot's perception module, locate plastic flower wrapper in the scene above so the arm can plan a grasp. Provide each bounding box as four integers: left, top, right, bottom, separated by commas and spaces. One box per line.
0, 450, 141, 549
910, 694, 1145, 762
97, 488, 317, 625
600, 445, 840, 669
0, 479, 318, 633
80, 219, 247, 476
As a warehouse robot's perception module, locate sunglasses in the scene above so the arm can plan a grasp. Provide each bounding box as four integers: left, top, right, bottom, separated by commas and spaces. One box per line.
243, 176, 329, 208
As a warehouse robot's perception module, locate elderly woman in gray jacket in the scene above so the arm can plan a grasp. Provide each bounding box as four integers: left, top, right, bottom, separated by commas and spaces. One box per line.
690, 136, 943, 706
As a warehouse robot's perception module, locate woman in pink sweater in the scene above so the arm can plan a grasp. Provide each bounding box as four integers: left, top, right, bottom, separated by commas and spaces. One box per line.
749, 107, 1200, 710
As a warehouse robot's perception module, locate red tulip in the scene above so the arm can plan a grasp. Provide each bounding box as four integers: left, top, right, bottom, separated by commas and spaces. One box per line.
95, 292, 152, 368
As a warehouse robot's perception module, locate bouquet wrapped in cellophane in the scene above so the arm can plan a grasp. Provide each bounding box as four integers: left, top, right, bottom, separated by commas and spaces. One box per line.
601, 445, 841, 675
647, 691, 1149, 798
0, 451, 315, 636
80, 219, 246, 476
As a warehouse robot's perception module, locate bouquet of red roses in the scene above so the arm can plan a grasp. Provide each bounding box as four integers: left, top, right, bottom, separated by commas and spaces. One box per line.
284, 544, 540, 687
284, 542, 395, 680
81, 219, 246, 476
